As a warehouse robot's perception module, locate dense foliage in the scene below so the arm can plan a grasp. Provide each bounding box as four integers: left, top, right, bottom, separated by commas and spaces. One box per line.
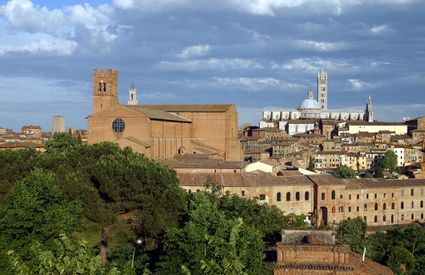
383, 150, 398, 173
336, 219, 425, 274
0, 134, 306, 273
331, 165, 358, 179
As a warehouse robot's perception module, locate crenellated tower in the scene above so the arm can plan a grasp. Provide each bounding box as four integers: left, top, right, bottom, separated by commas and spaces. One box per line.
92, 69, 118, 113
317, 69, 328, 110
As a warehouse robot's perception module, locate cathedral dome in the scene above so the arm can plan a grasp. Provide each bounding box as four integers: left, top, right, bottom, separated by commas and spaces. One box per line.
299, 90, 321, 110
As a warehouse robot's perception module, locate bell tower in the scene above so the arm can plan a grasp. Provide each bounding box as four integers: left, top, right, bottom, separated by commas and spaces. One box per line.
93, 69, 118, 113
366, 95, 374, 122
317, 69, 328, 110
128, 83, 138, 105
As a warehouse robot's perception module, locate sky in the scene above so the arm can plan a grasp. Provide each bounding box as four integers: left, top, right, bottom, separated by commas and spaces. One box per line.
0, 0, 424, 131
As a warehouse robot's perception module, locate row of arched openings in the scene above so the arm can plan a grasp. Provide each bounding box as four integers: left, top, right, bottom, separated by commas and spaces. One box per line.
276, 191, 309, 202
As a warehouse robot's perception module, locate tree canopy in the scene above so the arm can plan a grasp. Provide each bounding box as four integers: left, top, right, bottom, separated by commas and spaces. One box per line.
331, 165, 358, 179
383, 150, 398, 172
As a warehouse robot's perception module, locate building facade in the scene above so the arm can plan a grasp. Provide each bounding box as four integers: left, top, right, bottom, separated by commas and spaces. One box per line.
87, 69, 242, 161
260, 70, 374, 135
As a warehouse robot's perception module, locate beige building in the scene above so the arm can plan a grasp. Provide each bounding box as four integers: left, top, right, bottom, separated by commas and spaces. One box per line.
176, 169, 425, 228
87, 69, 242, 161
312, 175, 425, 227
338, 121, 408, 135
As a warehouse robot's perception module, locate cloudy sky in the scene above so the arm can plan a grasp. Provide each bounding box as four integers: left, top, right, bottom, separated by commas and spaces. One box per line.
0, 0, 424, 130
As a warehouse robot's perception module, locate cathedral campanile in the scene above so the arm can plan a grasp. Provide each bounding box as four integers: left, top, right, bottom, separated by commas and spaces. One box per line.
317, 69, 328, 110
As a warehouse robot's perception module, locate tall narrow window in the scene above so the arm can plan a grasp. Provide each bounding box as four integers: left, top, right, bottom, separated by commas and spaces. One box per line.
364, 204, 367, 211
374, 215, 378, 223
391, 203, 395, 210
383, 203, 387, 210
277, 192, 281, 202
296, 192, 300, 201
305, 191, 309, 201
375, 203, 378, 211
331, 190, 336, 200
286, 192, 291, 201
401, 202, 404, 209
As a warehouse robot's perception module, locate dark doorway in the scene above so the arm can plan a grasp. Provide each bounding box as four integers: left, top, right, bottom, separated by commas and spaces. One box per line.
320, 207, 328, 226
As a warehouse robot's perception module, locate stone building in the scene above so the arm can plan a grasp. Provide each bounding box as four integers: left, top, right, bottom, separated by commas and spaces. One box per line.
87, 69, 242, 161
311, 175, 425, 227
274, 230, 393, 274
260, 70, 373, 135
176, 169, 425, 228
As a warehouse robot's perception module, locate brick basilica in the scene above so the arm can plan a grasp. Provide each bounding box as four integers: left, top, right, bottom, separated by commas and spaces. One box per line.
87, 69, 242, 161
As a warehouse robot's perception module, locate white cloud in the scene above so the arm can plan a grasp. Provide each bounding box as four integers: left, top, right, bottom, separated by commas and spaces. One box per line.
0, 33, 77, 55
158, 58, 263, 71
113, 0, 417, 16
278, 57, 351, 72
292, 40, 347, 52
348, 79, 378, 90
211, 77, 303, 91
0, 0, 117, 54
370, 24, 390, 34
178, 44, 211, 59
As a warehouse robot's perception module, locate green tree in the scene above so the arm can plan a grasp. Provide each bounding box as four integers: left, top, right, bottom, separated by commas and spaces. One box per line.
331, 165, 358, 179
45, 132, 81, 151
0, 169, 84, 271
383, 150, 398, 172
387, 246, 415, 275
374, 166, 384, 178
335, 217, 367, 254
157, 192, 270, 275
7, 234, 118, 275
0, 149, 38, 203
307, 156, 315, 172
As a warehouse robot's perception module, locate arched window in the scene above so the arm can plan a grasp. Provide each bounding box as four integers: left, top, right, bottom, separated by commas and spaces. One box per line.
374, 215, 378, 223
277, 192, 281, 202
383, 203, 387, 210
375, 203, 378, 211
286, 192, 291, 201
296, 192, 300, 201
391, 215, 394, 223
383, 215, 386, 222
421, 201, 424, 208
391, 203, 395, 210
305, 191, 309, 201
103, 82, 106, 92
411, 214, 414, 220
364, 204, 367, 211
401, 202, 404, 209
411, 201, 415, 208
331, 190, 336, 200
364, 216, 367, 222
421, 213, 424, 219
401, 214, 404, 220
98, 82, 102, 91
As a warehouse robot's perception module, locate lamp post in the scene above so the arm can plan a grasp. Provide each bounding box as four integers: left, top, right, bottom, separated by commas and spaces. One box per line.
131, 239, 143, 269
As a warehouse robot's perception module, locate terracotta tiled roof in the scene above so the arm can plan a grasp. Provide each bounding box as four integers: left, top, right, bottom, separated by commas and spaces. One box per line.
178, 171, 312, 187
0, 142, 44, 149
137, 104, 233, 112
125, 105, 192, 122
306, 175, 346, 186
344, 178, 425, 189
159, 157, 246, 169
